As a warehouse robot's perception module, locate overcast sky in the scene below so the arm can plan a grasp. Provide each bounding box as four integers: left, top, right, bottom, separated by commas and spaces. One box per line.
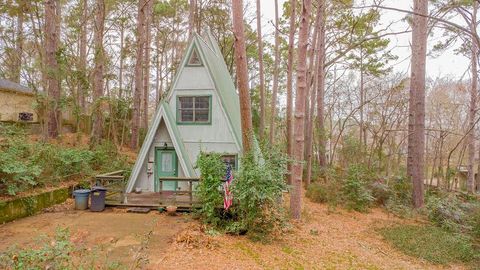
252, 0, 471, 80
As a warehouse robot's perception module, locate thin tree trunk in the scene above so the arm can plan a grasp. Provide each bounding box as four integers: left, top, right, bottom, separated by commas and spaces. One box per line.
291, 0, 312, 220
408, 0, 428, 208
232, 0, 254, 153
131, 0, 146, 149
45, 0, 60, 139
304, 12, 321, 158
79, 0, 87, 113
13, 1, 24, 83
305, 0, 325, 186
468, 1, 478, 194
269, 0, 280, 144
359, 53, 364, 146
286, 0, 297, 185
91, 0, 106, 145
317, 0, 327, 168
188, 0, 196, 38
155, 33, 162, 108
119, 21, 125, 99
256, 0, 266, 141
142, 0, 153, 130
305, 0, 325, 187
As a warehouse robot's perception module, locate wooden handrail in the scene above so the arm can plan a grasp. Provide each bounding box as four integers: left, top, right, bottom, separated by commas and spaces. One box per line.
158, 177, 200, 182
96, 170, 125, 177
158, 177, 200, 206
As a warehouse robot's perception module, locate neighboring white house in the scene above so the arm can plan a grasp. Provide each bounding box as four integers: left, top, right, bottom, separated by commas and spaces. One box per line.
125, 32, 242, 194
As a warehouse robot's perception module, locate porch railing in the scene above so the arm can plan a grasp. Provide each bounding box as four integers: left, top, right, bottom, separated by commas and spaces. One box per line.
158, 177, 200, 206
94, 170, 126, 203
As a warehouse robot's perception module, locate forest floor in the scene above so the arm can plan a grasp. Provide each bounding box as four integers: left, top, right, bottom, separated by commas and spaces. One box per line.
0, 197, 468, 269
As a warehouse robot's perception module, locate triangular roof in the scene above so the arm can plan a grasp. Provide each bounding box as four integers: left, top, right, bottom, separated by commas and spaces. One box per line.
126, 32, 243, 193
167, 32, 243, 149
125, 101, 195, 193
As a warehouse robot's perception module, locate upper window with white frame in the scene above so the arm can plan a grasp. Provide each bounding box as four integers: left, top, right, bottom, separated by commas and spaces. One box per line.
177, 96, 211, 124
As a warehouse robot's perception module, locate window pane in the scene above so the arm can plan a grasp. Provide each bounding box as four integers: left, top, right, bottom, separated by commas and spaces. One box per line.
195, 109, 209, 122
221, 155, 236, 170
179, 97, 193, 109
178, 96, 210, 123
195, 97, 209, 109
162, 153, 173, 172
181, 109, 193, 122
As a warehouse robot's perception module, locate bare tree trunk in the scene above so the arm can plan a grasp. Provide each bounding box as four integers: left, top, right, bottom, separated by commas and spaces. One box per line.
188, 0, 196, 38
269, 0, 280, 144
286, 0, 297, 185
468, 1, 478, 194
305, 0, 325, 187
131, 0, 146, 149
291, 0, 312, 220
45, 0, 60, 139
119, 21, 125, 99
155, 33, 162, 108
317, 0, 327, 168
304, 8, 320, 162
232, 0, 254, 153
91, 0, 106, 145
256, 0, 266, 141
359, 53, 364, 146
79, 0, 87, 113
305, 0, 324, 186
142, 0, 153, 130
13, 1, 24, 83
408, 0, 428, 208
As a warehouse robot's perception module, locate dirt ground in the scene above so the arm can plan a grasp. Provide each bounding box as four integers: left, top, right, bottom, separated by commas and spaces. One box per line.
0, 198, 468, 270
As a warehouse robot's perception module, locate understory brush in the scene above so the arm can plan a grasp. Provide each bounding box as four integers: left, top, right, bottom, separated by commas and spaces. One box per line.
0, 227, 124, 269
0, 125, 129, 196
425, 190, 480, 238
306, 163, 377, 212
195, 146, 288, 240
379, 225, 478, 265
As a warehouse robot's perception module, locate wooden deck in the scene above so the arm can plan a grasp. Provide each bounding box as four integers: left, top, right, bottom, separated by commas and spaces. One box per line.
95, 171, 201, 210
107, 191, 200, 209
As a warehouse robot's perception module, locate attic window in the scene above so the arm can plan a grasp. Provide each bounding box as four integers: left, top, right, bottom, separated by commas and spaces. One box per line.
187, 48, 202, 66
177, 96, 211, 124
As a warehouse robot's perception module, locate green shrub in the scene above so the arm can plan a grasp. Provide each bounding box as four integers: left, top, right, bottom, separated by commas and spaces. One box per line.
306, 182, 329, 203
230, 151, 287, 239
195, 152, 226, 227
370, 181, 391, 205
91, 141, 127, 171
195, 145, 288, 240
0, 140, 42, 195
341, 164, 375, 212
469, 207, 480, 238
33, 144, 95, 180
306, 181, 341, 207
0, 126, 130, 196
380, 225, 477, 264
426, 194, 466, 232
385, 176, 413, 217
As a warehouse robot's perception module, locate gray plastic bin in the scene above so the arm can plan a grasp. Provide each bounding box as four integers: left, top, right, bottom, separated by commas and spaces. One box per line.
90, 186, 107, 212
73, 189, 91, 210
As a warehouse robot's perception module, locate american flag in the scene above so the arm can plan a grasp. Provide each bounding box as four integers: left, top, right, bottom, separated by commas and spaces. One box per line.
223, 164, 234, 210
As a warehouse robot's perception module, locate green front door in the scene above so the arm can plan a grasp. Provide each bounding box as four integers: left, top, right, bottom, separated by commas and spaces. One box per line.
155, 148, 178, 191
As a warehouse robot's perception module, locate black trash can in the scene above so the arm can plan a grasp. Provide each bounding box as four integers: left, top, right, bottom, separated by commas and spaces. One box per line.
90, 186, 107, 212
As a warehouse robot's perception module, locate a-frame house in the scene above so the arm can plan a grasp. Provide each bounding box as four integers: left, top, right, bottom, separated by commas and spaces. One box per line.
125, 32, 242, 197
